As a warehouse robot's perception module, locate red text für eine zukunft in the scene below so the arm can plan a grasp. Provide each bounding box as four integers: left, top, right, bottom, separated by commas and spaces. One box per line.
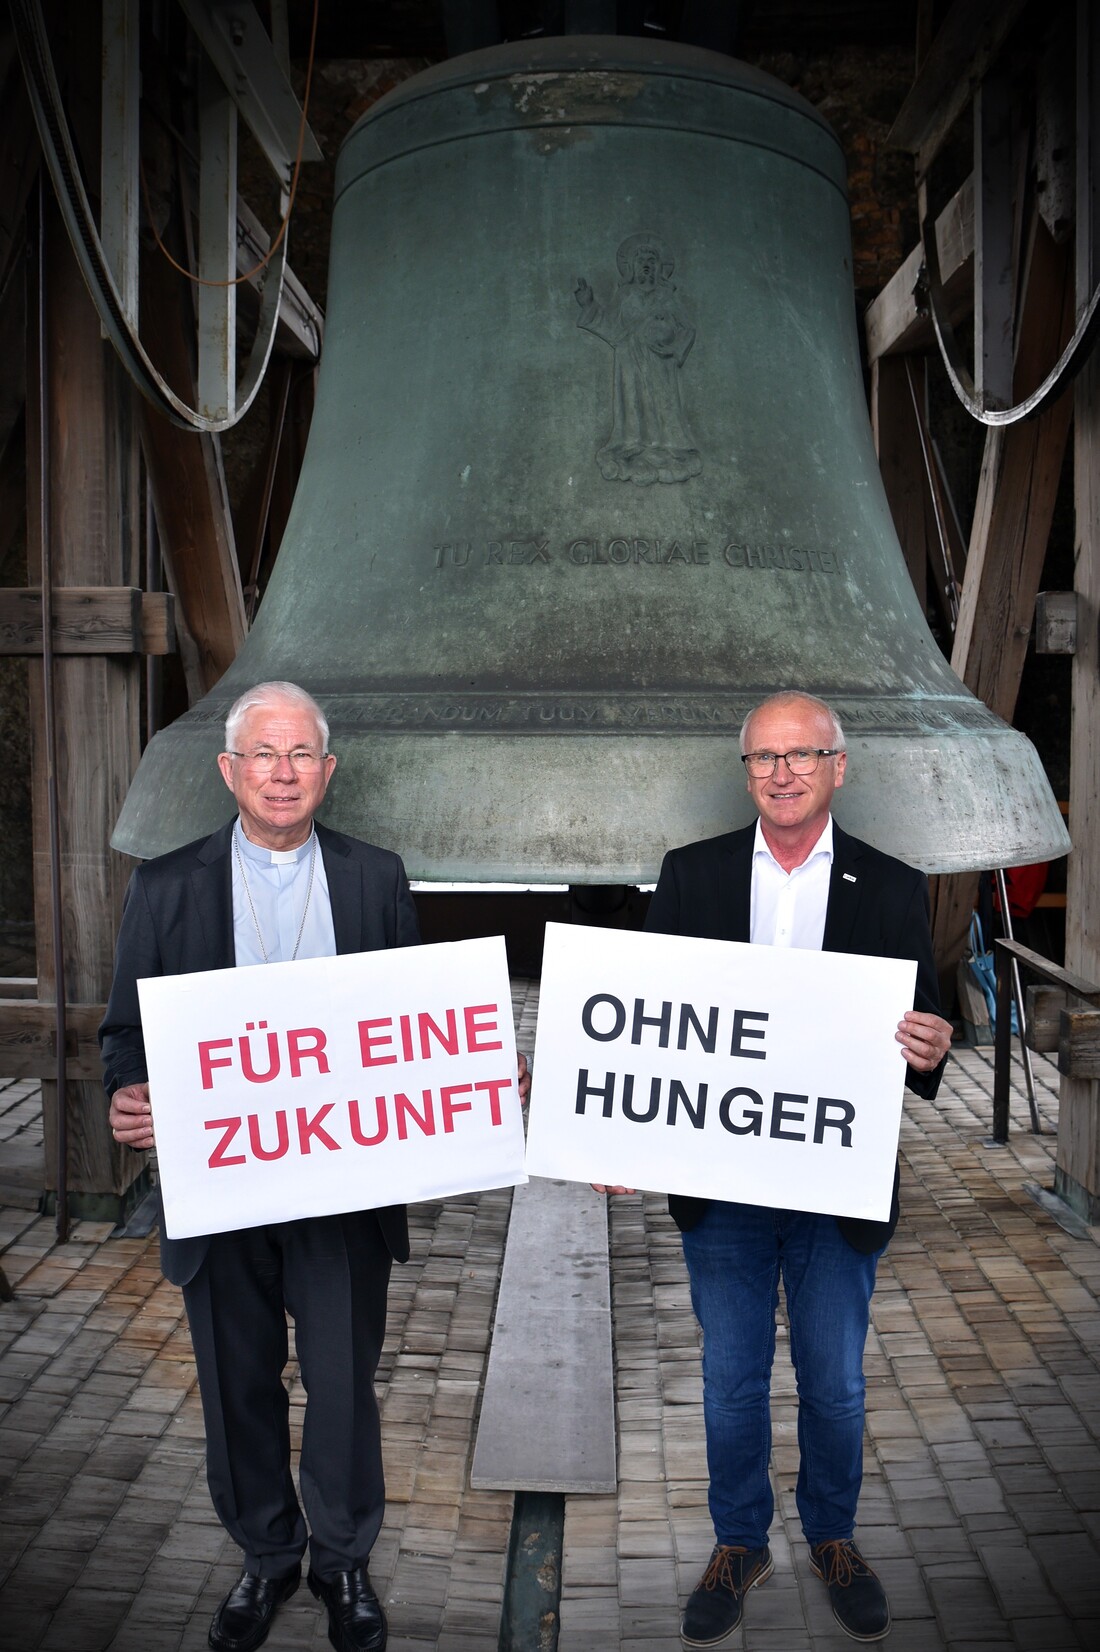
193, 1003, 513, 1168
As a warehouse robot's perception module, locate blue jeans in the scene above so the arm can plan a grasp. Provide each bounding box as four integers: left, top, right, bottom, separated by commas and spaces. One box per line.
681, 1200, 881, 1549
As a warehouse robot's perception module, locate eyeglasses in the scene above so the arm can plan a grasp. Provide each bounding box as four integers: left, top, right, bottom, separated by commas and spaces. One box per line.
741, 748, 842, 778
226, 748, 326, 771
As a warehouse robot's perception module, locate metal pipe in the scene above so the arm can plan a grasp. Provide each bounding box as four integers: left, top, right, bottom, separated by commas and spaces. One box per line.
36, 179, 70, 1242
992, 938, 1013, 1145
994, 867, 1042, 1133
144, 480, 161, 747
905, 357, 961, 626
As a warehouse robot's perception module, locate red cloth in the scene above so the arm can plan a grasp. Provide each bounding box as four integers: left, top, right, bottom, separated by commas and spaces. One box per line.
993, 862, 1049, 920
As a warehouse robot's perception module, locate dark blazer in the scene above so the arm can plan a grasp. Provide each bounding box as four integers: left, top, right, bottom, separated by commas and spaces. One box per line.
644, 819, 945, 1253
99, 819, 421, 1285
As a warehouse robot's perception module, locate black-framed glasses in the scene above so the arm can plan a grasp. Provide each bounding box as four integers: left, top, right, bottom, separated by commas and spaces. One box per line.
226, 748, 326, 771
741, 748, 842, 778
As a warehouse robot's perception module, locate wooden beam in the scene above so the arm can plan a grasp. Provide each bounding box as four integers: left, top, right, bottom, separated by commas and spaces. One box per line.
1034, 591, 1078, 654
0, 588, 175, 654
871, 355, 931, 610
0, 411, 26, 569
1057, 270, 1100, 1220
267, 364, 316, 557
0, 70, 33, 463
236, 360, 292, 615
950, 221, 1075, 716
470, 1177, 615, 1493
887, 0, 1031, 174
140, 226, 247, 696
27, 177, 144, 1208
0, 66, 41, 371
236, 197, 323, 362
0, 249, 27, 467
1036, 6, 1075, 244
1060, 1010, 1100, 1080
865, 176, 973, 362
1077, 0, 1100, 312
0, 978, 37, 1000
197, 56, 237, 423
931, 216, 1076, 991
872, 352, 967, 641
1027, 986, 1067, 1052
973, 69, 1015, 411
915, 0, 937, 68
0, 1000, 106, 1081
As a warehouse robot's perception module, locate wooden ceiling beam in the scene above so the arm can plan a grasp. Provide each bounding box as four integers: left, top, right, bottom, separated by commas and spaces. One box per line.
864, 174, 973, 362
236, 197, 323, 361
140, 244, 247, 698
887, 0, 1030, 175
0, 68, 41, 291
930, 214, 1076, 990
950, 216, 1075, 716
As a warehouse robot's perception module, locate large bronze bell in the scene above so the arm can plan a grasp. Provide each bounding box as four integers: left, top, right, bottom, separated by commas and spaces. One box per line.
114, 37, 1069, 879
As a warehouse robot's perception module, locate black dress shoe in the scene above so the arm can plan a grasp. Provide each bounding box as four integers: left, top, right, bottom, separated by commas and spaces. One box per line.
208, 1565, 301, 1652
308, 1564, 387, 1652
680, 1544, 773, 1647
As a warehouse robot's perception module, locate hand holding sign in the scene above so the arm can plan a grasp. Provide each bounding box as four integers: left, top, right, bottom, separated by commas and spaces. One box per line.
110, 1081, 153, 1150
896, 1008, 952, 1072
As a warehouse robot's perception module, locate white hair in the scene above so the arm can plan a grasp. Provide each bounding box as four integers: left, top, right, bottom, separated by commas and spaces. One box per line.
740, 691, 846, 755
224, 681, 330, 752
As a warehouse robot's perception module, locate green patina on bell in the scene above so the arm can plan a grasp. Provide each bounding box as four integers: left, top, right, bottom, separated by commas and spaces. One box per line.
114, 37, 1069, 878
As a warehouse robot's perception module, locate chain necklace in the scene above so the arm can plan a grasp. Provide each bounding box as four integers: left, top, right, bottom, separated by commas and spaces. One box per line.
233, 830, 318, 964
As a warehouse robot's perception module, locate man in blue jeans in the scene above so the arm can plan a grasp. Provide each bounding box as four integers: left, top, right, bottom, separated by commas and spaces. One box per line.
603, 691, 951, 1646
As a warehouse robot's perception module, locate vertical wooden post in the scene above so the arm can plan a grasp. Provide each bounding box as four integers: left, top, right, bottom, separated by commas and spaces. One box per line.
26, 188, 144, 1218
139, 246, 247, 698
1058, 1, 1100, 1216
929, 219, 1075, 992
1058, 348, 1100, 1219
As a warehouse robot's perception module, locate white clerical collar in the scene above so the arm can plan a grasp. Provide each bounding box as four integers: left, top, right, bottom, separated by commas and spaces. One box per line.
234, 817, 317, 867
752, 815, 834, 873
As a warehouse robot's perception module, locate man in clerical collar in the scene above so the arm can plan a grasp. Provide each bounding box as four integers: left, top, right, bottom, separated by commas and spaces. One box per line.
101, 681, 528, 1652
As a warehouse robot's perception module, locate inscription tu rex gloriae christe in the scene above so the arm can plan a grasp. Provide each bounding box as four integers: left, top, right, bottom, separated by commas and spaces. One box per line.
432, 538, 845, 573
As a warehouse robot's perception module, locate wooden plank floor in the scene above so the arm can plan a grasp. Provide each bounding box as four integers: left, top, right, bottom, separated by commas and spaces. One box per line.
470, 1173, 616, 1494
1, 989, 1099, 1650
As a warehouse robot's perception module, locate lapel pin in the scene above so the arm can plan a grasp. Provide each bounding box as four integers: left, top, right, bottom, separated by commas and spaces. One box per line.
842, 872, 857, 883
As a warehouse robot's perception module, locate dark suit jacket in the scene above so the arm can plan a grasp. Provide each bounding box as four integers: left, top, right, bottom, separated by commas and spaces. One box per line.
644, 820, 945, 1253
99, 819, 421, 1286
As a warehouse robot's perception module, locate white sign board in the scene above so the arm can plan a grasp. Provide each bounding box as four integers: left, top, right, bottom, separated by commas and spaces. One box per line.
138, 936, 526, 1239
526, 923, 915, 1221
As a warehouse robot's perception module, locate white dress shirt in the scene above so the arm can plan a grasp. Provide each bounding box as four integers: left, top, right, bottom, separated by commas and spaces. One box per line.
749, 816, 834, 951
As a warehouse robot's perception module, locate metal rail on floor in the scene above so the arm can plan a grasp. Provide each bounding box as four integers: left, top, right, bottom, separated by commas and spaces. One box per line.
992, 937, 1100, 1142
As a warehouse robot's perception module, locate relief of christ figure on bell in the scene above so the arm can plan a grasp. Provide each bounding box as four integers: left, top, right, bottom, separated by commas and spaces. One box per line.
574, 232, 703, 485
